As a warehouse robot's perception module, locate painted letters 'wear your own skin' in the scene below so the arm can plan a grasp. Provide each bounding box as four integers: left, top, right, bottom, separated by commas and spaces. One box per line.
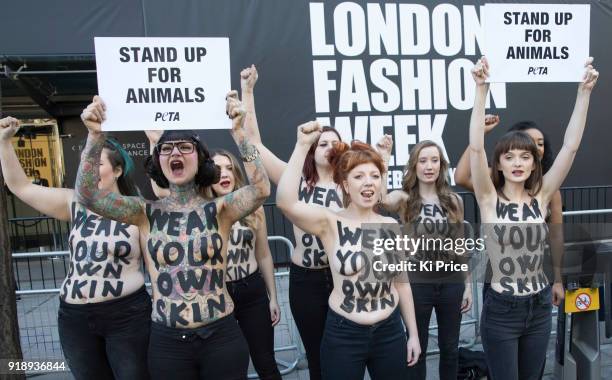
293, 178, 343, 268
483, 197, 549, 296
61, 199, 144, 304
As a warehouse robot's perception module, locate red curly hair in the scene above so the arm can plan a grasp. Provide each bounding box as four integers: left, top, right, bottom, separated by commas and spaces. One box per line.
327, 141, 385, 207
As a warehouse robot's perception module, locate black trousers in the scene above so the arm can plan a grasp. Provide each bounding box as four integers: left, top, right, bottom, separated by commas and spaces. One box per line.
320, 308, 408, 380
58, 286, 151, 380
408, 283, 465, 380
148, 313, 249, 380
288, 263, 333, 380
481, 286, 552, 380
227, 270, 281, 380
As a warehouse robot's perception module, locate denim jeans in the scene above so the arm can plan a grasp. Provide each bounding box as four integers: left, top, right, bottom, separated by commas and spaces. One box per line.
320, 308, 408, 380
481, 286, 552, 380
58, 286, 151, 380
227, 270, 281, 380
289, 263, 333, 380
148, 313, 249, 380
408, 283, 464, 380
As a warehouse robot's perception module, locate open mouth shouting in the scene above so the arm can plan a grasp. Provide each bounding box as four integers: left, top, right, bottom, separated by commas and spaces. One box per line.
512, 169, 524, 177
170, 159, 185, 177
360, 189, 375, 201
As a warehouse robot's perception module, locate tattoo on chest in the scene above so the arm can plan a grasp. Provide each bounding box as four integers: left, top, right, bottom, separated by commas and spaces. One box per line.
145, 202, 228, 327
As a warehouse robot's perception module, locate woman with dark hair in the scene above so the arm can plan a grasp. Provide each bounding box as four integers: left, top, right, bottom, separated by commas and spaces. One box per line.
468, 57, 598, 380
0, 117, 150, 380
455, 115, 566, 306
76, 92, 270, 380
145, 141, 282, 380
382, 140, 471, 380
239, 65, 342, 380
277, 122, 420, 379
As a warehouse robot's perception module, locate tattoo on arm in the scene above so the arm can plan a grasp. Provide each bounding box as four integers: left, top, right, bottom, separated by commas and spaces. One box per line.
75, 133, 144, 225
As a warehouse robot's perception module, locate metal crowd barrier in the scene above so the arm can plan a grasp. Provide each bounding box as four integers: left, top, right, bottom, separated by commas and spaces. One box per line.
11, 207, 612, 374
12, 236, 302, 378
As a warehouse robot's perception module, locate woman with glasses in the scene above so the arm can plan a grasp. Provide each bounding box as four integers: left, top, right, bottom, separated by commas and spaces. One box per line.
0, 117, 150, 380
76, 92, 270, 380
146, 130, 283, 380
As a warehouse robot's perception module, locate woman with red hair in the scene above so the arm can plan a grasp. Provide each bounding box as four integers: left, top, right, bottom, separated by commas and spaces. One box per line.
276, 121, 420, 379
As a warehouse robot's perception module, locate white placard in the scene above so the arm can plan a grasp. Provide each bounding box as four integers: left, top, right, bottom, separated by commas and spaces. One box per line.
483, 4, 590, 82
94, 37, 232, 131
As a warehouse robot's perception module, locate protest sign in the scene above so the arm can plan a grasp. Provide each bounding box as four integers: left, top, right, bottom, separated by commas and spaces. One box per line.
94, 37, 231, 131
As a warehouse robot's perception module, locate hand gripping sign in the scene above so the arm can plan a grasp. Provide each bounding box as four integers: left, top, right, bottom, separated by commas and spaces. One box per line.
94, 37, 232, 131
483, 4, 590, 82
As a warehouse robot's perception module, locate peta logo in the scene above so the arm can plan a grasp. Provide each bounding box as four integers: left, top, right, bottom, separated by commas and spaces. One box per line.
154, 112, 180, 121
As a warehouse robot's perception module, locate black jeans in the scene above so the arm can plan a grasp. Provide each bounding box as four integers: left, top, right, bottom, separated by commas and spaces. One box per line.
288, 263, 333, 380
58, 286, 151, 380
481, 286, 552, 380
408, 283, 464, 380
148, 313, 249, 380
320, 308, 408, 380
226, 270, 281, 380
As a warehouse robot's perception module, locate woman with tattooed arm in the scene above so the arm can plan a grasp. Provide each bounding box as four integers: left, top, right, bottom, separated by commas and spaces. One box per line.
277, 121, 420, 379
0, 117, 149, 380
76, 92, 270, 380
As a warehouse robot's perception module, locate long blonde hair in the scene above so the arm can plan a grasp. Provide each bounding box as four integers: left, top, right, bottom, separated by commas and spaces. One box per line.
401, 140, 461, 223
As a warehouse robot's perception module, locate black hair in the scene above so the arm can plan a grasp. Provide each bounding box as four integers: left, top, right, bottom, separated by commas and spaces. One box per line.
145, 130, 220, 191
103, 137, 140, 196
508, 121, 554, 174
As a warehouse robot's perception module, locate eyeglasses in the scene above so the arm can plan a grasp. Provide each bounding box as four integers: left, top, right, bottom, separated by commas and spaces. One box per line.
156, 141, 196, 155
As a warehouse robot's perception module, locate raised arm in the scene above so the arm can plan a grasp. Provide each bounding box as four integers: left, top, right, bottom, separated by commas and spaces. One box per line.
541, 59, 599, 202
76, 96, 146, 226
240, 65, 287, 185
0, 117, 73, 221
276, 121, 333, 237
253, 207, 281, 326
145, 130, 170, 199
454, 114, 499, 191
469, 57, 497, 204
219, 91, 270, 224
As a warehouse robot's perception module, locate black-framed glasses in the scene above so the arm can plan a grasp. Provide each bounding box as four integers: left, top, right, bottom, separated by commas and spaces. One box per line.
156, 141, 196, 155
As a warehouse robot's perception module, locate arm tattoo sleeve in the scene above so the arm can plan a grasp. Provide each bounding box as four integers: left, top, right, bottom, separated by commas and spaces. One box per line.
75, 132, 144, 225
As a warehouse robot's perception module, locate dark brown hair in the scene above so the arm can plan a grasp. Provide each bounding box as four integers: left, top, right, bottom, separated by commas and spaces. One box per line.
145, 130, 220, 193
491, 131, 543, 200
302, 126, 342, 188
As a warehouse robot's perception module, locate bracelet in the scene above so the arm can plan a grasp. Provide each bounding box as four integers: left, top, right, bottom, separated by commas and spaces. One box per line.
241, 146, 260, 162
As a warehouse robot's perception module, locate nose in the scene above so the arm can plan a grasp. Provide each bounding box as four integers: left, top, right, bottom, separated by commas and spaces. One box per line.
170, 145, 182, 156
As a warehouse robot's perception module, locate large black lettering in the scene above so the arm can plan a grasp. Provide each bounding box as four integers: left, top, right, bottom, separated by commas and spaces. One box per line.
326, 189, 342, 208
156, 299, 167, 325
113, 241, 131, 265
177, 269, 206, 292
207, 294, 226, 316
169, 302, 189, 327
75, 262, 102, 276
203, 202, 219, 230
81, 215, 99, 237
103, 262, 123, 279
95, 218, 112, 237
186, 210, 205, 235
101, 281, 123, 297
71, 279, 87, 298
337, 221, 362, 245
113, 221, 131, 238
157, 272, 173, 297
163, 241, 185, 266
148, 239, 163, 270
